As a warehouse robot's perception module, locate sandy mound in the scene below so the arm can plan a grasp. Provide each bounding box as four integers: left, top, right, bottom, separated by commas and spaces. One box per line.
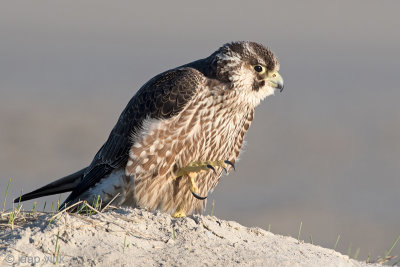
1, 208, 382, 267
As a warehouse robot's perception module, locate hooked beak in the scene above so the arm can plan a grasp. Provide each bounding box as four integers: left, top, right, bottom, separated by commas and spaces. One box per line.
266, 71, 284, 92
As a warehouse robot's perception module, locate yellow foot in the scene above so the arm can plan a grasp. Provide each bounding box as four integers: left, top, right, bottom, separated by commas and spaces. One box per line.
173, 207, 186, 218
175, 160, 235, 177
174, 160, 235, 200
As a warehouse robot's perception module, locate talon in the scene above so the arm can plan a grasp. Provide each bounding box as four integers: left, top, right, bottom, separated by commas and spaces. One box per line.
224, 160, 235, 171
206, 164, 217, 175
191, 191, 207, 200
173, 160, 234, 207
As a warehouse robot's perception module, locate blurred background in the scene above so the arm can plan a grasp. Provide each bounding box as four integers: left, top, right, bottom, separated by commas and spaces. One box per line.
1, 0, 399, 262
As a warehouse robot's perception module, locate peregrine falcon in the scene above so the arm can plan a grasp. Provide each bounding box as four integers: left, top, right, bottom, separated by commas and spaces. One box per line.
15, 41, 284, 217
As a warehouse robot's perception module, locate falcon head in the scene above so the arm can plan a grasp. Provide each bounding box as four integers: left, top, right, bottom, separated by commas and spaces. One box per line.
213, 41, 284, 106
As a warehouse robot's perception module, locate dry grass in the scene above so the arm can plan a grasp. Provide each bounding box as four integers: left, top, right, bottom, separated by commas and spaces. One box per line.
0, 186, 121, 232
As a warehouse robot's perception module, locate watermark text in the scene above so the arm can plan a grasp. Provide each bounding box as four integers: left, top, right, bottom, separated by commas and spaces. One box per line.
5, 254, 65, 265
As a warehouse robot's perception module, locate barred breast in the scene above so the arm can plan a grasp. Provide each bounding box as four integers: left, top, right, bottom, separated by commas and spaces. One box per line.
123, 87, 255, 215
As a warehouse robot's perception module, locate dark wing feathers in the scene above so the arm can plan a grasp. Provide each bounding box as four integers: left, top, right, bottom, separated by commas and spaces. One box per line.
64, 68, 202, 203
33, 67, 203, 206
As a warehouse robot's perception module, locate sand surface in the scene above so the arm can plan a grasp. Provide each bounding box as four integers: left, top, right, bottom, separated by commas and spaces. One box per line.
0, 208, 383, 267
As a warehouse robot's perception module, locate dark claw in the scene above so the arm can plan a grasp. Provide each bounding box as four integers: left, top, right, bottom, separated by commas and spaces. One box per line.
191, 191, 207, 200
206, 164, 217, 175
224, 160, 235, 171
223, 167, 227, 174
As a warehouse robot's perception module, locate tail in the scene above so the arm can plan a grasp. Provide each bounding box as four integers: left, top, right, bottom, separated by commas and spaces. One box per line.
14, 168, 86, 203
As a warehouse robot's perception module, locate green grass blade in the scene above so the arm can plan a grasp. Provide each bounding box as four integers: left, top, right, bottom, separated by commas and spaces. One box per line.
334, 234, 341, 250
54, 230, 60, 265
2, 178, 11, 212
123, 235, 127, 254
384, 234, 400, 259
210, 199, 215, 217
297, 221, 302, 242
354, 248, 360, 259
347, 243, 352, 257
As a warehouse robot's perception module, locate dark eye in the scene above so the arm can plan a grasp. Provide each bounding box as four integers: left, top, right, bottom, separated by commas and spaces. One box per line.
254, 65, 263, 73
